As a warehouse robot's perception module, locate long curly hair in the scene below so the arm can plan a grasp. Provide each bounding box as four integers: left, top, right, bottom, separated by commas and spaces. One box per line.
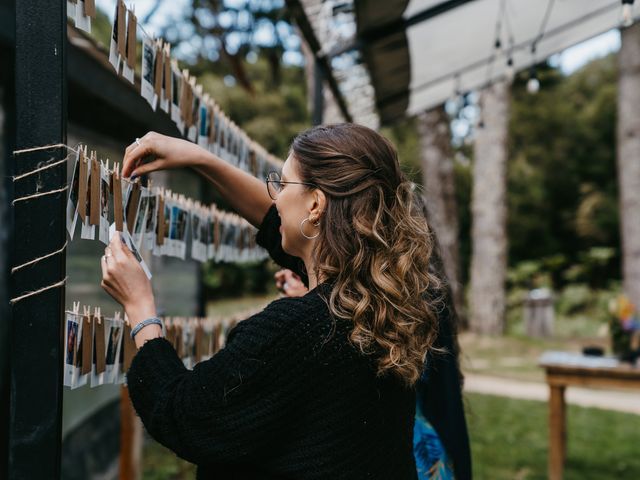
291, 123, 443, 387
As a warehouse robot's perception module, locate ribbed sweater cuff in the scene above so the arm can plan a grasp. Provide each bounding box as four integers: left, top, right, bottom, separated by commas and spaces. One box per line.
127, 337, 187, 414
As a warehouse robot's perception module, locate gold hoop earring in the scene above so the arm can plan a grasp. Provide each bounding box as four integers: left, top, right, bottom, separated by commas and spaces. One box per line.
300, 217, 320, 240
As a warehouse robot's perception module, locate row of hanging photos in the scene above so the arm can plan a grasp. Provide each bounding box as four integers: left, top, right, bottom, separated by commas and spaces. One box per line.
64, 301, 263, 389
66, 145, 268, 277
68, 0, 282, 181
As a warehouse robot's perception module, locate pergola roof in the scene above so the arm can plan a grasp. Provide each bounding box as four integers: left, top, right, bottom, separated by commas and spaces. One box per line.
356, 0, 629, 123
286, 0, 628, 126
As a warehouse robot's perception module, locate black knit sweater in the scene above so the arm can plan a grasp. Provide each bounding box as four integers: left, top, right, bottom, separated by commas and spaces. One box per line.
127, 205, 419, 479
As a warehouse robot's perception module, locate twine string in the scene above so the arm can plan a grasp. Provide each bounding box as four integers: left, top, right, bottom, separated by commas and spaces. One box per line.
9, 277, 68, 305
11, 240, 69, 274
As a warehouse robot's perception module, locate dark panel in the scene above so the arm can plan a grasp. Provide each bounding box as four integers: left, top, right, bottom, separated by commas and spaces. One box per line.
10, 1, 67, 478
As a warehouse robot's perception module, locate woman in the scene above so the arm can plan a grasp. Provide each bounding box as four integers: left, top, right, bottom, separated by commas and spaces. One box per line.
101, 123, 455, 479
274, 261, 470, 480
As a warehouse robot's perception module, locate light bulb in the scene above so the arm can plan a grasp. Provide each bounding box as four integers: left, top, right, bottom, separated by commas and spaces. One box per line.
622, 1, 635, 27
527, 77, 540, 94
506, 57, 515, 82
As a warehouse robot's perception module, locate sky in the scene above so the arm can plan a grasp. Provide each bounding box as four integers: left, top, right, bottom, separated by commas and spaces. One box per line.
96, 0, 622, 74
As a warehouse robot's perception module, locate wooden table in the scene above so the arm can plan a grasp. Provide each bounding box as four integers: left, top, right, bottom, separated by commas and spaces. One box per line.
539, 351, 640, 480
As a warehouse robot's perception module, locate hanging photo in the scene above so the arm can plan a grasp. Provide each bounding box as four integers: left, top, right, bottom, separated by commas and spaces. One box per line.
160, 44, 171, 113
80, 154, 96, 240
90, 311, 107, 388
108, 1, 121, 72
63, 311, 80, 388
181, 320, 196, 369
170, 61, 185, 134
110, 223, 152, 279
153, 197, 171, 256
144, 191, 158, 250
122, 7, 137, 84
191, 209, 207, 262
75, 1, 92, 34
141, 36, 157, 110
104, 315, 123, 384
124, 179, 141, 234
66, 147, 81, 240
197, 97, 210, 149
132, 187, 151, 248
187, 87, 201, 143
168, 200, 189, 260
98, 161, 111, 245
71, 311, 89, 390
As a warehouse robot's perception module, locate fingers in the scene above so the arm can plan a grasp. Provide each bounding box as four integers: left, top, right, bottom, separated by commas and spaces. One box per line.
122, 132, 156, 178
108, 232, 129, 263
100, 254, 109, 279
130, 159, 163, 178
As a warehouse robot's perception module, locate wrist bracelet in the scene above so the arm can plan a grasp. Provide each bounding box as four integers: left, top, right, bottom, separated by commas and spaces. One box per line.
131, 317, 163, 340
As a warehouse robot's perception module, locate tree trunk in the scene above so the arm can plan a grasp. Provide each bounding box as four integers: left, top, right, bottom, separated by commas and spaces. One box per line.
417, 106, 466, 329
470, 80, 510, 335
617, 23, 640, 307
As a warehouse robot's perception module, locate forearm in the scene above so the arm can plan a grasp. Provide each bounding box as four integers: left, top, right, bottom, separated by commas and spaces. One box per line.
192, 148, 273, 228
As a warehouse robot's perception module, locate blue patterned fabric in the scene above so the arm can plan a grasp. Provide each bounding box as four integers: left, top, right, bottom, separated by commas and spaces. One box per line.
414, 397, 455, 479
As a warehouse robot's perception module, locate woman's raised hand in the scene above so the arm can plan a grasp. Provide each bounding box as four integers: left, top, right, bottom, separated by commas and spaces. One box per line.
121, 131, 207, 179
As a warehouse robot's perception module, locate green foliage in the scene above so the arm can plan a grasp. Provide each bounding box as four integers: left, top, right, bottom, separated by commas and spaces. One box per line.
467, 393, 640, 479
507, 56, 620, 280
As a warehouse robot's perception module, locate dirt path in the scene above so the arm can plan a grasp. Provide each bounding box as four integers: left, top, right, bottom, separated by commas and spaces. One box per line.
464, 374, 640, 415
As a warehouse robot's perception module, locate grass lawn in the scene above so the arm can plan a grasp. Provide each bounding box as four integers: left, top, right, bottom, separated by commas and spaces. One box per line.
141, 392, 640, 479
466, 393, 640, 479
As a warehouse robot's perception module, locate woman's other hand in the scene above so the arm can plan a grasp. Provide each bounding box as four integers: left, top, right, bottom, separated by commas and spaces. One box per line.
101, 232, 156, 327
274, 269, 308, 298
122, 131, 210, 179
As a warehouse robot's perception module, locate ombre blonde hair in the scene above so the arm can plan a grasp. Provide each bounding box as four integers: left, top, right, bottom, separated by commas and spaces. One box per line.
291, 123, 443, 387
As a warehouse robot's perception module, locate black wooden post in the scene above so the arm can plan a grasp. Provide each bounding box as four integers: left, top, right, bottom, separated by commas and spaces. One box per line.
10, 1, 67, 478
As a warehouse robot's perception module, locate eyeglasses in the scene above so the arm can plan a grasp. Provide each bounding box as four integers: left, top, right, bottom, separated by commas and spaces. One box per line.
265, 171, 317, 200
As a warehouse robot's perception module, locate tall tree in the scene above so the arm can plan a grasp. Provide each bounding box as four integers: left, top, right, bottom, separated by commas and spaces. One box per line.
617, 23, 640, 306
470, 80, 510, 335
417, 106, 466, 328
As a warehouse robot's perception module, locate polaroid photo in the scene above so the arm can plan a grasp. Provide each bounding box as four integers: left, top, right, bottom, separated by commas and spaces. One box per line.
104, 316, 123, 384
168, 202, 189, 259
71, 313, 89, 389
109, 223, 152, 279
190, 210, 207, 262
122, 8, 136, 84
187, 92, 200, 143
124, 180, 141, 234
160, 47, 171, 113
153, 198, 171, 256
170, 62, 185, 133
98, 162, 111, 245
67, 1, 76, 19
132, 188, 151, 248
90, 312, 107, 387
80, 156, 96, 240
197, 99, 210, 149
66, 147, 81, 240
108, 1, 121, 72
144, 192, 158, 250
117, 327, 126, 384
181, 321, 195, 368
75, 1, 92, 34
63, 311, 80, 388
141, 36, 157, 110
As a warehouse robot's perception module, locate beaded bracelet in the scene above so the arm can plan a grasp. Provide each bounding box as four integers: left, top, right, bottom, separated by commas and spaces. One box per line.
130, 317, 163, 340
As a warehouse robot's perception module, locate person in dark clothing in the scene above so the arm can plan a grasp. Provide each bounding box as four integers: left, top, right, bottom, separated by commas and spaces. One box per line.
101, 123, 469, 479
274, 246, 472, 480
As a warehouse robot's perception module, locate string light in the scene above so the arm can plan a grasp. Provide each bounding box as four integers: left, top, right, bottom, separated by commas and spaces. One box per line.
505, 56, 515, 82
622, 0, 635, 27
527, 67, 540, 94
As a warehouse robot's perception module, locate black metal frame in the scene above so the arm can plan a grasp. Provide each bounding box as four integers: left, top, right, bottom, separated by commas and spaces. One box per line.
9, 1, 67, 478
